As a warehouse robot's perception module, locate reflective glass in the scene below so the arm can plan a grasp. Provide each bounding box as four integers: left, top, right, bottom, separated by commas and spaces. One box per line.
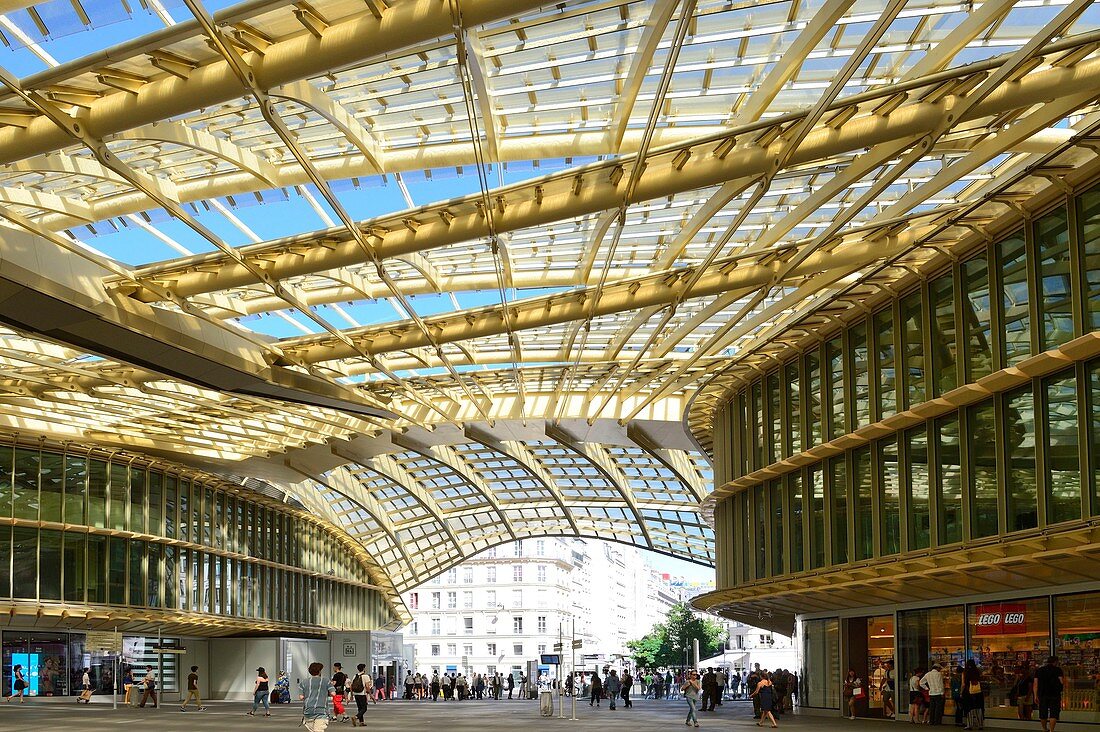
878, 439, 900, 556
829, 457, 847, 565
63, 455, 85, 525
968, 402, 999, 538
789, 472, 804, 573
109, 463, 127, 531
130, 540, 145, 606
1000, 234, 1031, 366
827, 337, 846, 440
1005, 386, 1038, 532
769, 480, 783, 576
147, 542, 160, 608
785, 360, 801, 456
108, 538, 126, 605
63, 532, 84, 603
87, 460, 107, 529
853, 447, 872, 561
962, 253, 994, 380
12, 448, 39, 521
0, 525, 8, 597
86, 534, 106, 604
1093, 362, 1100, 516
905, 426, 930, 550
807, 351, 823, 447
1080, 186, 1100, 330
11, 527, 36, 598
1035, 206, 1073, 350
936, 415, 962, 545
900, 291, 926, 408
0, 446, 11, 519
810, 467, 825, 570
1054, 591, 1100, 724
39, 453, 62, 524
754, 484, 766, 579
930, 274, 957, 397
148, 471, 162, 539
39, 529, 61, 601
967, 598, 1050, 721
850, 323, 870, 429
874, 308, 896, 419
1045, 372, 1081, 524
767, 371, 781, 465
129, 467, 146, 534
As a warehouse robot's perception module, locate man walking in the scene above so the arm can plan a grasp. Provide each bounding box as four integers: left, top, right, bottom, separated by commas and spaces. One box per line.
621, 669, 633, 708
138, 667, 158, 708
920, 663, 946, 725
700, 668, 717, 711
1034, 656, 1065, 732
179, 665, 206, 711
605, 670, 620, 710
299, 662, 336, 732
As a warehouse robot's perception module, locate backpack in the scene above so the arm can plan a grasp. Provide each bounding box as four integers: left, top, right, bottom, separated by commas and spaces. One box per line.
351, 673, 365, 694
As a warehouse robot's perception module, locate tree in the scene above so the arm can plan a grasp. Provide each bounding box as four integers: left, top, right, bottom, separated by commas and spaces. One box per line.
627, 602, 727, 670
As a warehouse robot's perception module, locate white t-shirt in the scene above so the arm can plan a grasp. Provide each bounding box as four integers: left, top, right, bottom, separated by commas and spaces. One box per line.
909, 674, 920, 692
920, 669, 945, 696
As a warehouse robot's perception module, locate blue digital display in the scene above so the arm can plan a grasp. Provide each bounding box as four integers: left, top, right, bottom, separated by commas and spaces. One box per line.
12, 653, 40, 697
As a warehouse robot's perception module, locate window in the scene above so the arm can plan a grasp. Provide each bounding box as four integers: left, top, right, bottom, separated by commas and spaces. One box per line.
535, 540, 545, 556
487, 643, 496, 656
828, 456, 847, 565
537, 589, 547, 608
969, 401, 999, 539
463, 590, 473, 608
447, 591, 456, 609
936, 415, 962, 545
538, 644, 546, 654
1036, 207, 1073, 351
513, 616, 523, 633
431, 645, 440, 656
431, 618, 440, 635
537, 565, 547, 582
464, 617, 473, 635
411, 622, 418, 635
409, 592, 419, 610
513, 645, 523, 656
486, 566, 497, 583
1044, 371, 1081, 525
486, 590, 496, 606
900, 289, 926, 408
513, 541, 522, 557
905, 426, 931, 550
431, 591, 441, 609
1005, 386, 1038, 532
487, 665, 496, 675
784, 360, 802, 455
512, 589, 522, 608
447, 644, 456, 656
463, 567, 473, 584
463, 644, 473, 655
513, 564, 523, 582
788, 472, 804, 572
446, 568, 457, 584
1000, 233, 1031, 366
962, 253, 993, 381
537, 615, 547, 633
878, 439, 901, 556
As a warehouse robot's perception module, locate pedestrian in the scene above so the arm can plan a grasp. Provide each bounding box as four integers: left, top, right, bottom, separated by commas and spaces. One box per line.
701, 667, 717, 711
747, 668, 761, 718
1033, 656, 1064, 732
5, 664, 26, 703
78, 667, 95, 704
771, 669, 787, 716
682, 669, 701, 728
299, 662, 336, 732
1011, 664, 1034, 721
589, 671, 603, 707
123, 667, 135, 706
332, 663, 349, 722
180, 664, 207, 711
750, 671, 778, 728
920, 663, 946, 725
350, 663, 370, 727
962, 659, 985, 730
951, 665, 966, 727
138, 667, 157, 707
247, 666, 270, 717
621, 669, 633, 708
431, 672, 441, 701
843, 668, 865, 720
909, 666, 926, 723
883, 660, 896, 719
605, 669, 620, 711
375, 672, 386, 701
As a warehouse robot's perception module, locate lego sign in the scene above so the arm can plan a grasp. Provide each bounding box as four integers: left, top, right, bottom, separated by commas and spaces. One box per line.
973, 603, 1027, 636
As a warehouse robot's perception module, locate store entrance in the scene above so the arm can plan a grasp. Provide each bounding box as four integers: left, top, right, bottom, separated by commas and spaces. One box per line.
844, 616, 895, 719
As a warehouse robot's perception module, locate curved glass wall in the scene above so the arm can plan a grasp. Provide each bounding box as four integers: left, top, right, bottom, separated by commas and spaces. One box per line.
715, 182, 1100, 588
0, 440, 394, 633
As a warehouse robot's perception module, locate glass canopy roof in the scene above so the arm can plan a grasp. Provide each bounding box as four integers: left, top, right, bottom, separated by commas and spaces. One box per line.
0, 0, 1098, 582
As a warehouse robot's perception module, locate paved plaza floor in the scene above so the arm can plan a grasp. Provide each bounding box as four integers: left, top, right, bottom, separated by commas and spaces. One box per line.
0, 697, 918, 731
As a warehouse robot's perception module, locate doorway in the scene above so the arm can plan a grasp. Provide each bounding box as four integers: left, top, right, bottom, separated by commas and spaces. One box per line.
844, 615, 895, 719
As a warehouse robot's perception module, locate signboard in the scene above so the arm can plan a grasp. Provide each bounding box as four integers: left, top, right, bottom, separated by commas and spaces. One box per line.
85, 631, 122, 653
540, 654, 561, 665
552, 643, 563, 652
343, 643, 357, 658
973, 603, 1027, 636
572, 640, 583, 649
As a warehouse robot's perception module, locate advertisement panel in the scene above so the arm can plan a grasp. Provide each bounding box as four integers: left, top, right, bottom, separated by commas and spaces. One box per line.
972, 603, 1027, 636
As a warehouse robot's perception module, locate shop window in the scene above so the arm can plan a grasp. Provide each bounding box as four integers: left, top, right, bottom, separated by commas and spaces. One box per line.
999, 233, 1031, 366
1004, 386, 1038, 532
878, 439, 901, 556
967, 598, 1050, 721
968, 401, 999, 538
801, 618, 840, 709
905, 426, 931, 550
898, 606, 965, 718
1054, 591, 1100, 723
962, 253, 994, 381
874, 308, 897, 420
900, 290, 926, 409
1035, 206, 1073, 351
1044, 372, 1081, 525
935, 415, 962, 545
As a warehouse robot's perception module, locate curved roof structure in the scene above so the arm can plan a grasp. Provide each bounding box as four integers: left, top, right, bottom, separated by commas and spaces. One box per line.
0, 0, 1099, 587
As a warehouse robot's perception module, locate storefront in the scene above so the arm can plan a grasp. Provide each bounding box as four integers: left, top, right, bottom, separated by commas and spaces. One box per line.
800, 587, 1100, 724
1, 630, 180, 698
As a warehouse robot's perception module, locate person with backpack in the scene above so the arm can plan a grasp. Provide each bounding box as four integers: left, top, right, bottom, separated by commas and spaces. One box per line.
299, 662, 336, 732
350, 663, 371, 726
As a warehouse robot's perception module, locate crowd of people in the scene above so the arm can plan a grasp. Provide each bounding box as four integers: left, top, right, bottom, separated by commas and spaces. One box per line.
398, 670, 525, 700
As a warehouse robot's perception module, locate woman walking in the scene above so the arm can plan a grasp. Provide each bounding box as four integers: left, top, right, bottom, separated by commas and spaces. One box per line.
682, 670, 702, 728
247, 667, 270, 717
5, 664, 26, 703
843, 668, 864, 720
751, 671, 779, 728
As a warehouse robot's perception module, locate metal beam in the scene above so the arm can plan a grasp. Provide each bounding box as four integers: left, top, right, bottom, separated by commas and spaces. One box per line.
609, 0, 679, 152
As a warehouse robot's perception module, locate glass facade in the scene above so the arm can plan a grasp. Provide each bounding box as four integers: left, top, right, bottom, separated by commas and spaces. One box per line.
0, 440, 394, 633
716, 184, 1100, 587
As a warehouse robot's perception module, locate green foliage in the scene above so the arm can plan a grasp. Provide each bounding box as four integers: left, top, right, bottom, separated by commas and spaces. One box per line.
626, 602, 727, 669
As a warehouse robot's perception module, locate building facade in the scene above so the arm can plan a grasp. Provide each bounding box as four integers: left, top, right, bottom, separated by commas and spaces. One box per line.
693, 175, 1100, 725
